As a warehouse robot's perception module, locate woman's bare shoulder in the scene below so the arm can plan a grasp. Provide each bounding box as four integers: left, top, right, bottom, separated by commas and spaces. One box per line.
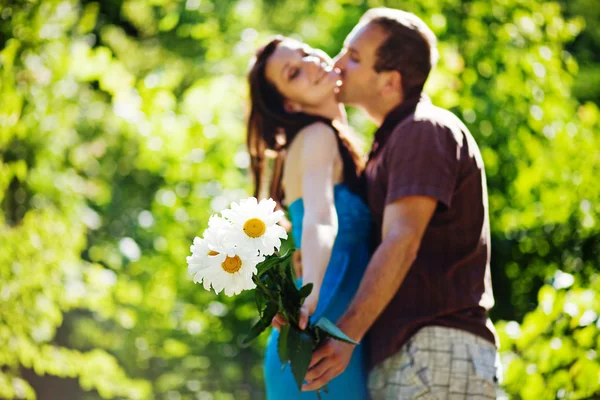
298, 121, 336, 139
297, 122, 338, 153
287, 122, 336, 158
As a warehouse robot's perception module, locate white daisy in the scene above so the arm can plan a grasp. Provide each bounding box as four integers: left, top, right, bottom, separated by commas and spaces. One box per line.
187, 236, 216, 280
205, 214, 237, 249
207, 213, 231, 232
187, 229, 263, 296
221, 197, 287, 256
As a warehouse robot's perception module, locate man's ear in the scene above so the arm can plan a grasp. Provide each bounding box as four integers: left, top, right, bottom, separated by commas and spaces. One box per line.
284, 100, 302, 113
381, 70, 402, 96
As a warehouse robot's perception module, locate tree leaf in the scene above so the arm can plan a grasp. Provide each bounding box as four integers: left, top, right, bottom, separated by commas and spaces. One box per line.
314, 317, 358, 345
278, 324, 290, 369
287, 325, 314, 390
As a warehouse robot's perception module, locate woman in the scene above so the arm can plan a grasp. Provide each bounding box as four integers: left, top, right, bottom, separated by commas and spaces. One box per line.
247, 36, 372, 399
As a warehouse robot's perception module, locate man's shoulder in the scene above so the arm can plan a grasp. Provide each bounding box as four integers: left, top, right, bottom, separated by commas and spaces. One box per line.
410, 102, 485, 166
413, 102, 466, 131
388, 102, 464, 144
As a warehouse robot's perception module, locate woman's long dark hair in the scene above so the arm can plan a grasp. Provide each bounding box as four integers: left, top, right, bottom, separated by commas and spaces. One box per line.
247, 37, 365, 206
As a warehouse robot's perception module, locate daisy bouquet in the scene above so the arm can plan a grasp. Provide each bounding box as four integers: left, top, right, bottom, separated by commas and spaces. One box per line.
186, 197, 356, 396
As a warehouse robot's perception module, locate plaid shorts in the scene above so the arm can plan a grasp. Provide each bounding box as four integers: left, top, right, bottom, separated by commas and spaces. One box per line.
368, 326, 500, 400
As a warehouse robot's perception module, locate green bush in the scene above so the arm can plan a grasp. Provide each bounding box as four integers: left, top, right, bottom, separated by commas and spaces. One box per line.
1, 0, 598, 398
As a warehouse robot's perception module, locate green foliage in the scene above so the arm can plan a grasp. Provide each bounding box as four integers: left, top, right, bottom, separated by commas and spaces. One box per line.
0, 0, 598, 399
242, 301, 277, 346
498, 276, 600, 398
286, 326, 313, 391
277, 324, 290, 368
560, 0, 600, 104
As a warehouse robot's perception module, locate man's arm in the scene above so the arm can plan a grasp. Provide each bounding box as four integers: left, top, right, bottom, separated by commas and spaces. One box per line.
337, 195, 436, 341
302, 195, 436, 391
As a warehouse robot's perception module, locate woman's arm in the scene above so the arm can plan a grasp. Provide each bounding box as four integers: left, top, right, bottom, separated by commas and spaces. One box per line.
298, 122, 340, 321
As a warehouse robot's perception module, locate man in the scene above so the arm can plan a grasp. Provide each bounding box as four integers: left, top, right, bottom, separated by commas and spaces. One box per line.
301, 8, 500, 399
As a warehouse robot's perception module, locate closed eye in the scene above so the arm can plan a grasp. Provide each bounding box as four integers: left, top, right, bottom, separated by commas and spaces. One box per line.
289, 67, 300, 80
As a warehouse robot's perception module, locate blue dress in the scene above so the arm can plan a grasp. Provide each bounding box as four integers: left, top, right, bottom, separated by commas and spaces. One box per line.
264, 183, 372, 399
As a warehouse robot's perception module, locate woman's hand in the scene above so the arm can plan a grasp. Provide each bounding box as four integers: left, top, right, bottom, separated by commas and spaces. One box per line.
298, 292, 319, 330
271, 292, 318, 332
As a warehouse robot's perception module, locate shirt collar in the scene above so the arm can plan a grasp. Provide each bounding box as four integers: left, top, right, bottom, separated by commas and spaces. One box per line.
367, 93, 429, 162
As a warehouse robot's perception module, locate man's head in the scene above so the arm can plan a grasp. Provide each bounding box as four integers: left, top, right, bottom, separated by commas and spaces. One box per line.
334, 8, 438, 114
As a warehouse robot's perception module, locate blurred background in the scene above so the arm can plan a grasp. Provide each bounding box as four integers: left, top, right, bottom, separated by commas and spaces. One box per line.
0, 0, 599, 399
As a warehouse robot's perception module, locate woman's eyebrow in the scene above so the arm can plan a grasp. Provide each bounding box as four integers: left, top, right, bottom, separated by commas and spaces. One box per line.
281, 48, 307, 80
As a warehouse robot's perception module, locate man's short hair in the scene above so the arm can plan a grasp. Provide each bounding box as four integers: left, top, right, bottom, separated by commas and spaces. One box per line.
360, 8, 439, 97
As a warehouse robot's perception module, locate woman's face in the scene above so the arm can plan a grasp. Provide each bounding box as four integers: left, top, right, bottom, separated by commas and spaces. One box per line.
264, 39, 341, 110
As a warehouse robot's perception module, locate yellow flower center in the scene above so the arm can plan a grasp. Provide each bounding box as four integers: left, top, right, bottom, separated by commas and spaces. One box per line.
208, 251, 219, 256
243, 218, 266, 238
221, 255, 242, 274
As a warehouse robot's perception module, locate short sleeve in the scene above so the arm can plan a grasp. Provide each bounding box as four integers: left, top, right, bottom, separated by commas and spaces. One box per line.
385, 120, 460, 208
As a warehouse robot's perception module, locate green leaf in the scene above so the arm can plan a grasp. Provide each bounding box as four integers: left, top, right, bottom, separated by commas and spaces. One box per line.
257, 249, 296, 277
287, 326, 314, 391
255, 286, 267, 312
77, 2, 99, 34
242, 302, 277, 346
286, 254, 298, 282
298, 283, 313, 301
275, 257, 302, 317
278, 324, 290, 369
314, 318, 358, 345
314, 325, 322, 344
256, 255, 280, 276
278, 293, 285, 315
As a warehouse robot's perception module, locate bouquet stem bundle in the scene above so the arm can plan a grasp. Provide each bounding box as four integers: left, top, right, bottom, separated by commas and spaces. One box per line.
186, 198, 356, 398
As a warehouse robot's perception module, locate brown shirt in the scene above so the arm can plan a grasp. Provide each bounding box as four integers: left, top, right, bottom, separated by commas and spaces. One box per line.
364, 94, 497, 370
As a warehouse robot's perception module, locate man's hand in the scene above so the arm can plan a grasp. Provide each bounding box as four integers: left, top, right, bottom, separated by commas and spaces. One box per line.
301, 338, 355, 391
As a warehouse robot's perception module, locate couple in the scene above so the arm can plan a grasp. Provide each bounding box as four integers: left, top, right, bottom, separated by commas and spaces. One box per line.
246, 8, 500, 400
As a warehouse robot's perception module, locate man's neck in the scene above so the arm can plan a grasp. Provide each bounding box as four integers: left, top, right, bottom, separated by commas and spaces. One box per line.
364, 94, 404, 127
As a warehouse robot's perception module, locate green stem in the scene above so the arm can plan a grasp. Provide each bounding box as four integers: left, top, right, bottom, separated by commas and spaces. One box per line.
253, 273, 301, 327
253, 275, 275, 302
